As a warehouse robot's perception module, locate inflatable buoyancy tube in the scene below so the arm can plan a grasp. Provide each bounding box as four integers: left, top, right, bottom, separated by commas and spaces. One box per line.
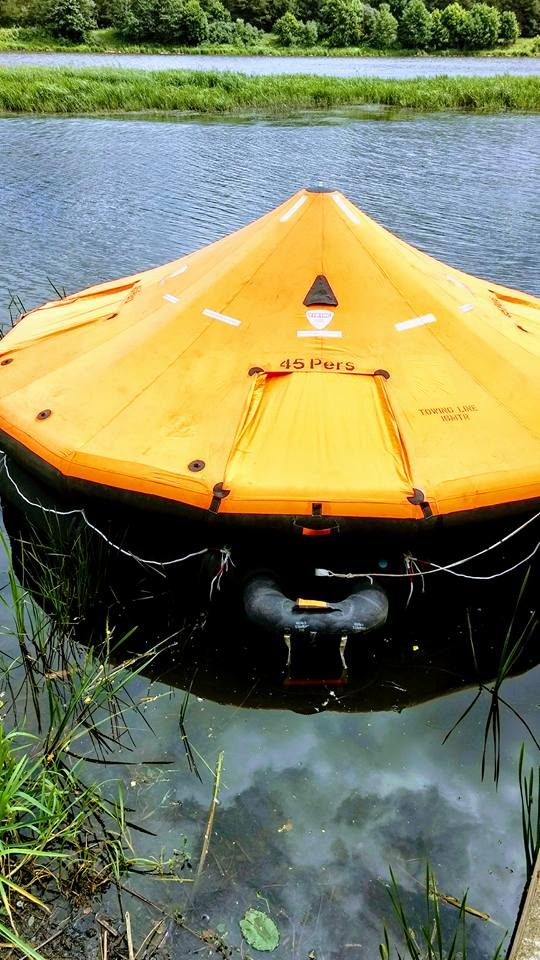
243, 575, 388, 636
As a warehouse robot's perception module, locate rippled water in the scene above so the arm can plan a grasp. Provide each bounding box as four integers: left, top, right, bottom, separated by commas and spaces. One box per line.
1, 50, 540, 76
0, 110, 539, 956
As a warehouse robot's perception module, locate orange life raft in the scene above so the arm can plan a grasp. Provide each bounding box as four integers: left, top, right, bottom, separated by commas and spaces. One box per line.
0, 189, 539, 638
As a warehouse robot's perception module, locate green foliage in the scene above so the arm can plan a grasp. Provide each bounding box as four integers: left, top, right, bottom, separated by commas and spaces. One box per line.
225, 0, 269, 28
118, 0, 208, 43
1, 67, 539, 113
440, 1, 468, 44
239, 908, 280, 952
429, 7, 449, 44
462, 1, 500, 46
362, 2, 378, 40
493, 0, 539, 36
296, 0, 320, 18
199, 0, 230, 19
34, 0, 96, 39
498, 6, 520, 38
273, 9, 317, 43
0, 0, 34, 24
371, 2, 398, 45
319, 0, 364, 45
398, 0, 432, 47
380, 864, 506, 960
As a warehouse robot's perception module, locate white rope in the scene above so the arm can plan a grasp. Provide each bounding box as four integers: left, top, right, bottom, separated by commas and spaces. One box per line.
209, 547, 234, 599
0, 453, 214, 571
315, 509, 540, 582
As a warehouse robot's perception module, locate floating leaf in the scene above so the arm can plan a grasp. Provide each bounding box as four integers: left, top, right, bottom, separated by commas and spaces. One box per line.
239, 909, 280, 952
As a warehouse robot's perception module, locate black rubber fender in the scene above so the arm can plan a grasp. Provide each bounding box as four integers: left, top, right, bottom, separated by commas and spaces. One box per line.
243, 575, 388, 636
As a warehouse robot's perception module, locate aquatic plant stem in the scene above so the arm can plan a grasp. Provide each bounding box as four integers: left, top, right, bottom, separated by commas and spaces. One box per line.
197, 750, 224, 877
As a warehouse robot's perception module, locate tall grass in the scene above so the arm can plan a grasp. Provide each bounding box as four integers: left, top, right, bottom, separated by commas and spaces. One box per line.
0, 67, 538, 114
443, 574, 538, 786
379, 864, 506, 960
518, 744, 540, 881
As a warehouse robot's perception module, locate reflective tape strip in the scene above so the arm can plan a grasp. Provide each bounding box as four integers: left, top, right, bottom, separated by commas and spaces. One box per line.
163, 294, 179, 304
297, 329, 342, 338
332, 194, 360, 224
203, 308, 241, 327
279, 195, 307, 223
459, 303, 475, 313
168, 265, 188, 278
395, 313, 436, 332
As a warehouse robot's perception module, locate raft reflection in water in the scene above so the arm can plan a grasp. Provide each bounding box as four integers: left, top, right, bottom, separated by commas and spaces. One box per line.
3, 492, 539, 715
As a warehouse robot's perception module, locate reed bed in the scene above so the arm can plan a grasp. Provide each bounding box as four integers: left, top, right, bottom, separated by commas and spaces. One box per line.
0, 67, 539, 115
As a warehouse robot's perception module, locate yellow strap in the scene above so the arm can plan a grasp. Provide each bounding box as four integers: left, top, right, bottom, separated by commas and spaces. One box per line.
295, 598, 329, 609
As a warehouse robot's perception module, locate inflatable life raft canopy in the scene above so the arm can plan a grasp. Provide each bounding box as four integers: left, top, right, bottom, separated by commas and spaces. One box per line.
0, 187, 539, 524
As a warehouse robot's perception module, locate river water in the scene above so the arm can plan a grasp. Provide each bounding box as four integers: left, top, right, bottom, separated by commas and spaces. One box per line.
1, 50, 540, 76
0, 109, 539, 957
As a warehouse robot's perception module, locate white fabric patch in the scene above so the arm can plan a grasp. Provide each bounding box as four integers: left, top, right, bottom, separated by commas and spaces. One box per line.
163, 294, 179, 304
458, 303, 475, 313
395, 313, 436, 332
297, 329, 342, 338
279, 195, 307, 223
306, 309, 334, 330
332, 194, 360, 224
203, 308, 241, 327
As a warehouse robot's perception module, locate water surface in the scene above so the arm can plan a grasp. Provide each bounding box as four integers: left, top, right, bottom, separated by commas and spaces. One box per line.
1, 50, 540, 76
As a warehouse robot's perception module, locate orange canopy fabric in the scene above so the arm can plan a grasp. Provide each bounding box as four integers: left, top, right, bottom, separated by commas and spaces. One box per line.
0, 188, 539, 521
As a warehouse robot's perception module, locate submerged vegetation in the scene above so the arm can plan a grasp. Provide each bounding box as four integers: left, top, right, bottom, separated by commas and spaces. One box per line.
0, 65, 539, 113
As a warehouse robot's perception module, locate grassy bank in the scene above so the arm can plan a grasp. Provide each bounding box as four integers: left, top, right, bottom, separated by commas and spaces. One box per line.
0, 26, 538, 58
0, 67, 539, 114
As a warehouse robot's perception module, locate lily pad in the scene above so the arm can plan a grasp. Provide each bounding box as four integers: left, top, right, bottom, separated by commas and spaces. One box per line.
239, 909, 280, 952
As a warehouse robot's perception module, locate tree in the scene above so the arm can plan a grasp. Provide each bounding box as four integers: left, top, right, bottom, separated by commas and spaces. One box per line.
225, 0, 268, 28
429, 6, 450, 45
273, 8, 301, 41
498, 7, 519, 39
440, 1, 468, 45
116, 0, 155, 40
361, 2, 377, 40
370, 1, 398, 45
318, 0, 364, 45
35, 0, 96, 39
173, 0, 208, 42
462, 1, 500, 46
492, 0, 539, 36
398, 0, 432, 46
199, 0, 230, 19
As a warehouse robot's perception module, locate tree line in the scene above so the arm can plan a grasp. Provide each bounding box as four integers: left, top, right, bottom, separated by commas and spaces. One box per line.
0, 0, 536, 47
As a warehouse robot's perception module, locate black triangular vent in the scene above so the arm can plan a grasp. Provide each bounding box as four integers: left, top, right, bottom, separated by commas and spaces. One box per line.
303, 275, 338, 307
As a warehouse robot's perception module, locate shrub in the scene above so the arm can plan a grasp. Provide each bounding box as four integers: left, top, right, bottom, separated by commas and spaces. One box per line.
0, 0, 34, 23
297, 0, 320, 17
361, 1, 377, 41
274, 9, 300, 41
429, 6, 450, 45
440, 1, 468, 44
273, 9, 317, 42
370, 1, 398, 45
116, 0, 155, 39
319, 0, 364, 45
200, 0, 230, 18
117, 0, 209, 42
498, 6, 520, 37
462, 1, 500, 46
34, 0, 96, 39
492, 0, 539, 37
398, 0, 432, 46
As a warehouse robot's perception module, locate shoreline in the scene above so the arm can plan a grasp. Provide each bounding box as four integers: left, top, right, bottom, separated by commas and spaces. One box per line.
0, 68, 539, 115
0, 27, 538, 59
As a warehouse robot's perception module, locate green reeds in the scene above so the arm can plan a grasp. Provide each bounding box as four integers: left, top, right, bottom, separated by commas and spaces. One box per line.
0, 67, 539, 115
379, 864, 505, 960
518, 744, 540, 881
444, 573, 538, 786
